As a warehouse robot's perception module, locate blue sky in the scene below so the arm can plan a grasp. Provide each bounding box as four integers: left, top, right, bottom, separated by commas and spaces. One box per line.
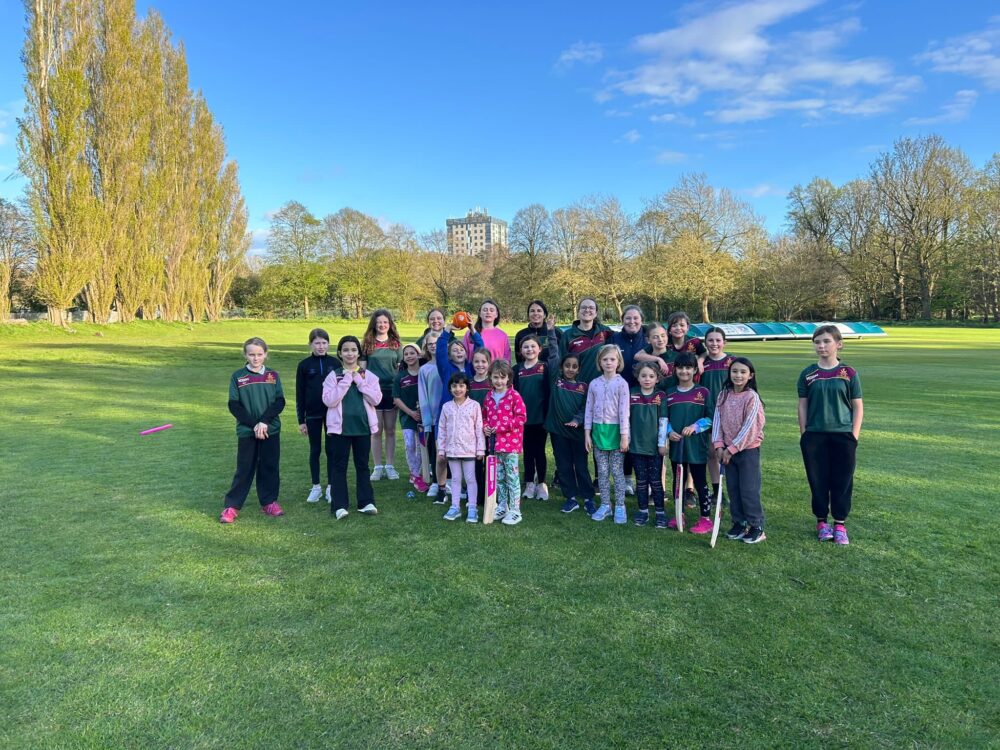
1, 0, 999, 253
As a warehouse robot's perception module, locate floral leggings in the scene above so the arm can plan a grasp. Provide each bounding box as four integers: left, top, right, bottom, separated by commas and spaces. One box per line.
595, 449, 626, 508
496, 452, 521, 511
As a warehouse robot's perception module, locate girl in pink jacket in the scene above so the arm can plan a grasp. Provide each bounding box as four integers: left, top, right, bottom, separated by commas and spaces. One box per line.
482, 360, 527, 525
322, 335, 382, 519
585, 344, 631, 523
437, 373, 486, 522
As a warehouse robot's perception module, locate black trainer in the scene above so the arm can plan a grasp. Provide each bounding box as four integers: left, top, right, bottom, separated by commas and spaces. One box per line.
633, 510, 649, 527
654, 512, 668, 529
742, 526, 766, 544
725, 523, 748, 540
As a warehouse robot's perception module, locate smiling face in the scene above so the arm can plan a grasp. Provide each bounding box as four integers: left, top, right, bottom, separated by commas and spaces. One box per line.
425, 336, 438, 357
520, 339, 540, 362
427, 310, 444, 332
402, 346, 420, 367
729, 362, 753, 390
449, 340, 467, 365
491, 370, 509, 391
669, 318, 689, 343
375, 315, 390, 336
450, 380, 468, 400
647, 325, 667, 352
339, 341, 360, 367
473, 352, 490, 376
675, 364, 696, 385
561, 357, 580, 380
479, 302, 498, 326
578, 299, 597, 324
244, 344, 267, 369
310, 337, 329, 356
705, 330, 725, 357
622, 309, 643, 334
528, 303, 545, 325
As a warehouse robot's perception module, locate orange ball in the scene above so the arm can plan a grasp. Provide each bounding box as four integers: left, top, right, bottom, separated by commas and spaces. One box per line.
452, 311, 472, 329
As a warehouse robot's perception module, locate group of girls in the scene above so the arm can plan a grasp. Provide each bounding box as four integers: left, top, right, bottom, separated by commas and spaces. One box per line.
222, 299, 863, 546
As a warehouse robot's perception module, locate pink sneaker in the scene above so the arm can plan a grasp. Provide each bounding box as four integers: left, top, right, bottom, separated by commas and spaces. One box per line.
817, 521, 834, 542
413, 477, 430, 493
219, 507, 238, 524
833, 524, 849, 545
667, 517, 679, 530
261, 502, 284, 517
689, 516, 713, 534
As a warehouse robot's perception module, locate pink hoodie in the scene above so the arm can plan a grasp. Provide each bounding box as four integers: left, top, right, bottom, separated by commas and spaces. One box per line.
482, 388, 527, 454
322, 369, 382, 435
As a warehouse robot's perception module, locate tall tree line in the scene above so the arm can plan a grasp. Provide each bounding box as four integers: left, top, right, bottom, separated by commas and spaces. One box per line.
14, 0, 248, 325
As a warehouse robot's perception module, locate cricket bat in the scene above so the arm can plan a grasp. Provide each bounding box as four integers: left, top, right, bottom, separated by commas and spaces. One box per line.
483, 434, 498, 525
674, 437, 685, 532
710, 464, 725, 548
419, 427, 431, 484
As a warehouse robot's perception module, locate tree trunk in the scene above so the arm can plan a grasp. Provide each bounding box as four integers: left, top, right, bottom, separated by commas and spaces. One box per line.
304, 296, 310, 319
701, 294, 711, 323
48, 306, 67, 326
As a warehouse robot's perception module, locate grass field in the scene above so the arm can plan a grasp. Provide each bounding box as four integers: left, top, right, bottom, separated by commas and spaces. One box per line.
2, 321, 998, 749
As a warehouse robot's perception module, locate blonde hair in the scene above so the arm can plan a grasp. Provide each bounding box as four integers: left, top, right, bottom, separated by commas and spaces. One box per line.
597, 344, 624, 373
420, 330, 440, 360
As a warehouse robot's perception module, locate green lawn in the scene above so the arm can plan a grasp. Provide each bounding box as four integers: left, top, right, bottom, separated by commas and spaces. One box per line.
2, 321, 998, 749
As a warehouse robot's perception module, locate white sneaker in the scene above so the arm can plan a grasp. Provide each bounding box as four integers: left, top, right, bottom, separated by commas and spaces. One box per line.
325, 485, 331, 503
536, 483, 549, 501
502, 509, 523, 525
334, 508, 348, 520
624, 478, 635, 496
494, 504, 508, 522
359, 503, 378, 514
370, 465, 385, 481
383, 465, 400, 480
427, 482, 439, 498
523, 481, 536, 499
306, 485, 322, 503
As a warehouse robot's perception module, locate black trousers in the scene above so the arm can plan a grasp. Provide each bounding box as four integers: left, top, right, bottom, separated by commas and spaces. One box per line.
800, 431, 857, 521
475, 457, 485, 506
426, 427, 438, 484
671, 461, 710, 517
225, 434, 280, 509
631, 452, 664, 512
306, 417, 333, 485
330, 432, 375, 512
725, 448, 764, 527
523, 424, 548, 483
550, 433, 594, 502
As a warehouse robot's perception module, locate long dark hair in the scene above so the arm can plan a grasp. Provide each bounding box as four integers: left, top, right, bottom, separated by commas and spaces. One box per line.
474, 298, 502, 332
719, 356, 764, 406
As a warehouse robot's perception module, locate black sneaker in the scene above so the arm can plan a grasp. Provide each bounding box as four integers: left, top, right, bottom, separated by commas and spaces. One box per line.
742, 526, 766, 544
725, 523, 748, 540
654, 512, 668, 529
633, 510, 649, 527
684, 488, 698, 509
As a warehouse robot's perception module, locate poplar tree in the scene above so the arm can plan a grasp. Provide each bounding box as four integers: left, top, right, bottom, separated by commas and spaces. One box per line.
19, 0, 103, 325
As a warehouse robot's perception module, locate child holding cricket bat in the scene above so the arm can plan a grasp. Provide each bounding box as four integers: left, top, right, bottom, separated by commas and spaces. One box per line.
544, 319, 595, 516
437, 373, 486, 522
393, 343, 426, 493
660, 353, 715, 533
629, 362, 669, 528
418, 332, 443, 497
711, 357, 766, 544
221, 337, 286, 524
482, 360, 527, 525
798, 324, 863, 545
702, 326, 735, 504
584, 344, 631, 524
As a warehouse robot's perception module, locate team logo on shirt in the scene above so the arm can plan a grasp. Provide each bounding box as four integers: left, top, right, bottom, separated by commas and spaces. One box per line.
237, 371, 276, 388
558, 379, 587, 395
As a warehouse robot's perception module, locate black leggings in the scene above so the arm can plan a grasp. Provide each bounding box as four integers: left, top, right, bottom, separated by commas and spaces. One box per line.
671, 461, 710, 517
523, 424, 548, 484
306, 418, 333, 485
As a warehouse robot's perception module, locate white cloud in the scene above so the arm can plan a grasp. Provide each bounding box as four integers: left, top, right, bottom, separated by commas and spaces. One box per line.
905, 89, 978, 125
741, 183, 785, 198
655, 149, 687, 164
556, 42, 604, 71
601, 1, 916, 123
649, 112, 696, 125
604, 108, 632, 118
919, 20, 1000, 90
617, 129, 641, 144
250, 228, 270, 252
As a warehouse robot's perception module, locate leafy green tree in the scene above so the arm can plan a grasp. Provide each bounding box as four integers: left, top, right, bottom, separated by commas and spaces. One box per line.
267, 201, 326, 318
